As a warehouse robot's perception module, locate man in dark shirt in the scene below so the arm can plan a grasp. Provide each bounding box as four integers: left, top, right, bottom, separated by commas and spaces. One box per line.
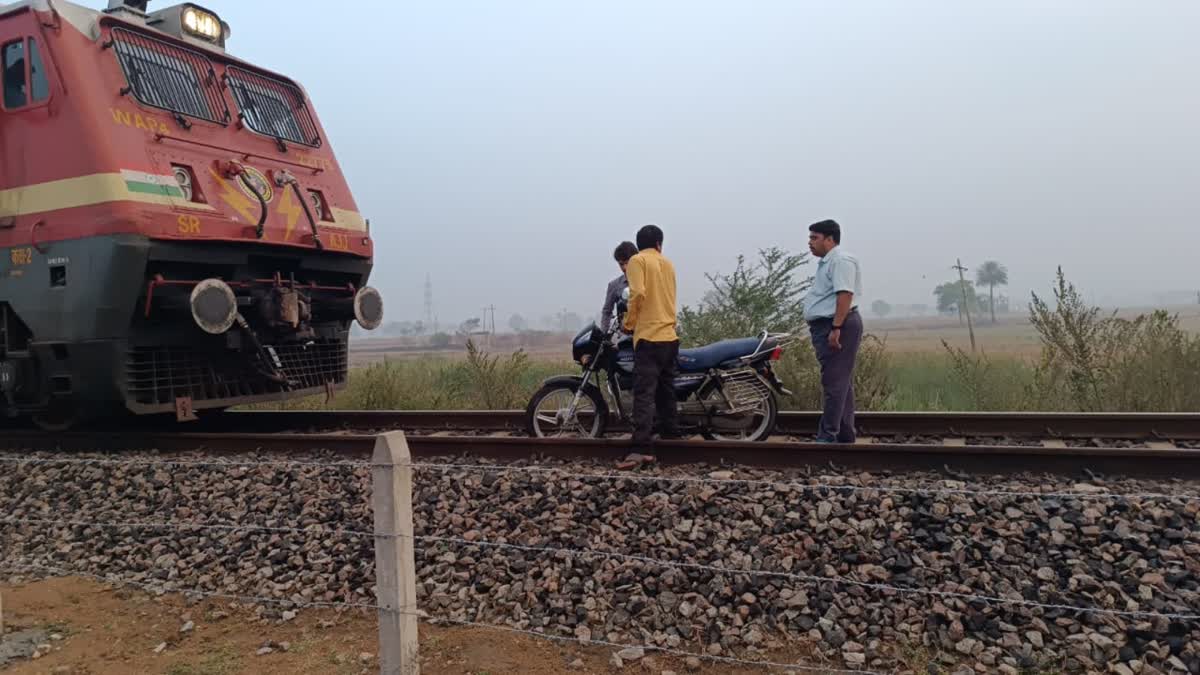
600, 241, 638, 332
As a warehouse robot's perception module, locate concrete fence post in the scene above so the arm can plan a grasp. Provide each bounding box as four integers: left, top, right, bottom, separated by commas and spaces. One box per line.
372, 431, 419, 675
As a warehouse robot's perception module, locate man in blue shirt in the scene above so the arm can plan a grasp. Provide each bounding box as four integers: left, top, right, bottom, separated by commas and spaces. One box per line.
803, 219, 863, 443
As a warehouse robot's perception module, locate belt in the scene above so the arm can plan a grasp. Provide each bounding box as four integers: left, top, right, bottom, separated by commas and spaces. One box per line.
807, 308, 858, 325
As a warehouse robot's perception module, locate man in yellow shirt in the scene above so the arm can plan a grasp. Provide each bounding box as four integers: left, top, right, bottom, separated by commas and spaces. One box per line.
622, 224, 680, 456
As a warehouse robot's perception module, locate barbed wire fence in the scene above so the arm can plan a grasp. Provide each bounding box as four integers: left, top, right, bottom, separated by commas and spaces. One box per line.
1, 432, 1198, 674
0, 434, 420, 674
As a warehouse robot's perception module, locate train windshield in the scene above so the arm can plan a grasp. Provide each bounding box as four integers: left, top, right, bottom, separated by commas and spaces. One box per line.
110, 27, 230, 124
226, 66, 321, 147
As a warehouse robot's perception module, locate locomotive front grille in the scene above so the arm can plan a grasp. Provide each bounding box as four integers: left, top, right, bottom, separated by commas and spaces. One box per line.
124, 339, 348, 407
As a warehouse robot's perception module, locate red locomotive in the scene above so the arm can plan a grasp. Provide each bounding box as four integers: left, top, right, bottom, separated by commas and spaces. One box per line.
0, 0, 383, 428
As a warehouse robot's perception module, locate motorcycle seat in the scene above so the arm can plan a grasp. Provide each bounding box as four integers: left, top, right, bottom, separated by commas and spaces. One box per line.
677, 337, 769, 372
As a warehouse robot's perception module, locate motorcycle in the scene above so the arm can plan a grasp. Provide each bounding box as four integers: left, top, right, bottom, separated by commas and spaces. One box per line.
525, 291, 794, 442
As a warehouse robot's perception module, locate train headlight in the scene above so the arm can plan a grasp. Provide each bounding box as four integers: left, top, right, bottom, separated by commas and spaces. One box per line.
190, 279, 238, 335
181, 5, 222, 42
353, 286, 384, 331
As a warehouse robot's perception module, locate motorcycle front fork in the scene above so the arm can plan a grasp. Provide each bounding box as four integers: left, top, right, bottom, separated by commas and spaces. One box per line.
562, 364, 597, 426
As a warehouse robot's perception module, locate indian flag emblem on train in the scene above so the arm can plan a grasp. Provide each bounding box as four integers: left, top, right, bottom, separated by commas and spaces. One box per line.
121, 170, 186, 199
234, 166, 274, 203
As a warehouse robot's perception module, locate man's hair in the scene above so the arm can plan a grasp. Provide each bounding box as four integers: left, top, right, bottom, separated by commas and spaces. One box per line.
636, 224, 664, 251
808, 219, 841, 244
613, 241, 638, 263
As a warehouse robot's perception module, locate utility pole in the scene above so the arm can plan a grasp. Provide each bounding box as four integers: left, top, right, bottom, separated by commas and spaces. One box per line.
423, 274, 436, 336
481, 304, 496, 349
953, 259, 977, 352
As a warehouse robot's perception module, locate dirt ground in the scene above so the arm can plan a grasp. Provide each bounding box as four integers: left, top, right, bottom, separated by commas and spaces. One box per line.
0, 577, 827, 675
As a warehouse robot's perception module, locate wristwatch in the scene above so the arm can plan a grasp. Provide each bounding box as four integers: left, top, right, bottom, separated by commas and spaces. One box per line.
832, 323, 843, 330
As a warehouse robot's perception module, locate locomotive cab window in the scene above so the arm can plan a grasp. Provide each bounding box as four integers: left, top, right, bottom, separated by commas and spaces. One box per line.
108, 27, 229, 125
2, 40, 23, 108
3, 37, 50, 110
226, 66, 320, 147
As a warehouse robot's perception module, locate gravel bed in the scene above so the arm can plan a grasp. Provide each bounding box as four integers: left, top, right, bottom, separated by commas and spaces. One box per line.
1, 450, 1198, 673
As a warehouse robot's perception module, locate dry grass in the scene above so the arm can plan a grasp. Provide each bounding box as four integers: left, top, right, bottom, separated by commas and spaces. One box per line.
312, 305, 1200, 413
868, 305, 1200, 357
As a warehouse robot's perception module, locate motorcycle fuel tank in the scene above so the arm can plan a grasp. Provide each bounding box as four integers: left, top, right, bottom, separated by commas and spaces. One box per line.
572, 323, 604, 363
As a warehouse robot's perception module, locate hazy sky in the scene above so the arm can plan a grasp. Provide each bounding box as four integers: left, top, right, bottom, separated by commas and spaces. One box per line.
147, 2, 1200, 322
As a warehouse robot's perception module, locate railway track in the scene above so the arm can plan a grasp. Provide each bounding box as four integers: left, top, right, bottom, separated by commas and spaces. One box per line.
123, 409, 1200, 440
1, 410, 1198, 479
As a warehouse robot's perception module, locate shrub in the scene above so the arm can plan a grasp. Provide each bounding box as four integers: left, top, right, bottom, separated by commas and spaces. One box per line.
455, 340, 532, 409
940, 341, 1033, 411
1028, 268, 1200, 411
677, 247, 811, 346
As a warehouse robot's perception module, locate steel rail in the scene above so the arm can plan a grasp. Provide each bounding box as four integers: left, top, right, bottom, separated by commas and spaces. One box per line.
194, 410, 1200, 440
2, 430, 1199, 479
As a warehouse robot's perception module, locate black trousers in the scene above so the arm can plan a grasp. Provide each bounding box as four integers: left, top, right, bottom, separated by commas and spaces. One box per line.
808, 310, 864, 443
632, 339, 680, 448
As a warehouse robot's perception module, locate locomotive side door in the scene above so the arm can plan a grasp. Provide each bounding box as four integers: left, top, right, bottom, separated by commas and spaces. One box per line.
0, 9, 53, 225
0, 7, 57, 414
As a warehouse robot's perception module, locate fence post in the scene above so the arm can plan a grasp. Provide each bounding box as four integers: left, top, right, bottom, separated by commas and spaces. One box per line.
372, 431, 419, 675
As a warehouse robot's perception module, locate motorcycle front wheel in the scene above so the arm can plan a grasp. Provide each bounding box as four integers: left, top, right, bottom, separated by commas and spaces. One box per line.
699, 389, 778, 442
525, 382, 609, 439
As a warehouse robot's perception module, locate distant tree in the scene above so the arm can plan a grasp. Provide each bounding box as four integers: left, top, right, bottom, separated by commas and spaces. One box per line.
459, 317, 482, 334
934, 280, 980, 324
381, 321, 416, 337
508, 314, 528, 333
976, 260, 1010, 324
992, 295, 1010, 315
556, 311, 584, 333
870, 300, 892, 318
429, 332, 452, 348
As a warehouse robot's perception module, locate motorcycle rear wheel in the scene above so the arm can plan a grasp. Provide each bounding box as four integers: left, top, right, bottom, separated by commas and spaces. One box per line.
525, 382, 609, 439
699, 389, 778, 442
